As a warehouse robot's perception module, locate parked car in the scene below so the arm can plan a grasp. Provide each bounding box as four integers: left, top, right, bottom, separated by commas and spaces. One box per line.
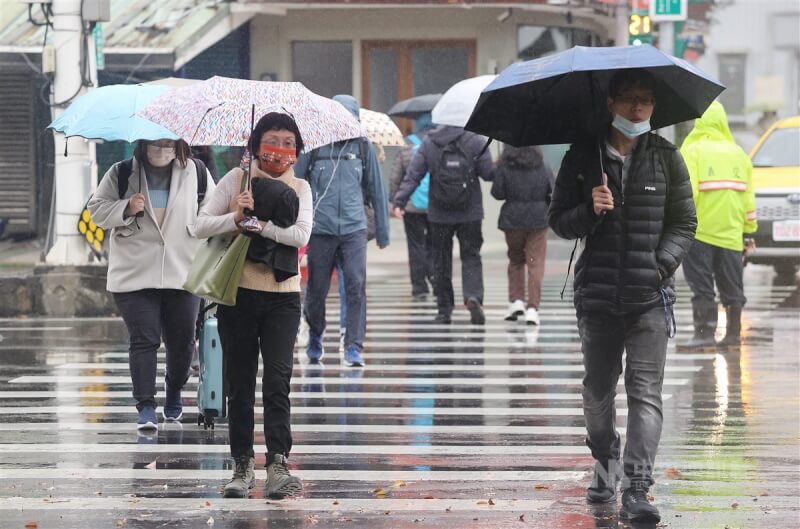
748, 116, 800, 277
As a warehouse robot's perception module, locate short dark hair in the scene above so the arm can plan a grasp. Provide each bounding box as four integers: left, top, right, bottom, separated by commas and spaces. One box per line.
248, 112, 304, 157
608, 69, 657, 98
134, 139, 191, 168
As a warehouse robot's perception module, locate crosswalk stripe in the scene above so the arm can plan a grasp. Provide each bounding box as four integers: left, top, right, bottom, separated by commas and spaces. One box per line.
52, 363, 702, 373
0, 468, 586, 481
0, 423, 621, 435
9, 375, 691, 386
0, 405, 631, 417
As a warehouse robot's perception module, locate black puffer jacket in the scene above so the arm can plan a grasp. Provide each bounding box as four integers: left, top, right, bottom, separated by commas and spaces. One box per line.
548, 133, 697, 315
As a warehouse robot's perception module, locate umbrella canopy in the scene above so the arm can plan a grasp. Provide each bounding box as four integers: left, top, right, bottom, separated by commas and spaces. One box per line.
48, 84, 179, 143
432, 75, 497, 128
465, 44, 725, 146
137, 76, 363, 151
360, 108, 405, 146
387, 93, 442, 118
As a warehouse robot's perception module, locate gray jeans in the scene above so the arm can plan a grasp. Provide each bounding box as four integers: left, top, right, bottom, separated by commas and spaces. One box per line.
578, 306, 669, 488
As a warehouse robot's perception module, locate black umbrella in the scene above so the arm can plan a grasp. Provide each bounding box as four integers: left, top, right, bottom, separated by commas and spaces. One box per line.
465, 44, 725, 146
387, 93, 443, 118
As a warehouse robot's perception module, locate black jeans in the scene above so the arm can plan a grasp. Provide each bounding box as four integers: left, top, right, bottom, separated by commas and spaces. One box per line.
578, 307, 668, 489
403, 212, 434, 296
429, 221, 484, 314
113, 289, 200, 412
305, 230, 367, 351
682, 239, 746, 307
217, 288, 301, 462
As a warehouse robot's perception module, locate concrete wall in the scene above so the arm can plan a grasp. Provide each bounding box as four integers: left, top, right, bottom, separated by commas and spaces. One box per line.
249, 6, 615, 100
698, 0, 800, 126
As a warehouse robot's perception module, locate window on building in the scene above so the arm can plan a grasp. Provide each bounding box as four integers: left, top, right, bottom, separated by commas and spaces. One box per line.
718, 54, 747, 116
517, 25, 599, 61
292, 41, 353, 98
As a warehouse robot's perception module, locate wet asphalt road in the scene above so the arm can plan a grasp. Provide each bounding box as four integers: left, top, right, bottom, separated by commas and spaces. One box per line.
0, 259, 798, 529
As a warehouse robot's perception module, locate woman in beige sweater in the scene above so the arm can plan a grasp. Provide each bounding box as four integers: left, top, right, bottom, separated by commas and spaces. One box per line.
193, 113, 311, 500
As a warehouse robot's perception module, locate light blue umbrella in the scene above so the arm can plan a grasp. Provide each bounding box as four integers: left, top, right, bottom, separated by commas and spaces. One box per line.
48, 84, 180, 143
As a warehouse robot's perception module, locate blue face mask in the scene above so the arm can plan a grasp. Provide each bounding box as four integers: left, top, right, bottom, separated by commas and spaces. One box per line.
612, 114, 651, 139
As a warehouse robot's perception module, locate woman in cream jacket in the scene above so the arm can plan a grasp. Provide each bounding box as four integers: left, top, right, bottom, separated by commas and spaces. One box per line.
88, 139, 215, 431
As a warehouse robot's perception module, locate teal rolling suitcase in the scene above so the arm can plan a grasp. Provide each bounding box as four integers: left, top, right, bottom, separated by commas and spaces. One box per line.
197, 316, 225, 429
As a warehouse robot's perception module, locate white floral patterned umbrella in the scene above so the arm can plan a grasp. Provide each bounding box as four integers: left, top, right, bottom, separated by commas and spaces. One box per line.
137, 76, 363, 151
359, 108, 405, 146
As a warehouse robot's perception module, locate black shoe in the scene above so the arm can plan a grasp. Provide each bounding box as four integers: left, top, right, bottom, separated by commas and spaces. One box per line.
586, 460, 620, 503
412, 292, 428, 302
717, 305, 742, 349
620, 484, 660, 523
677, 302, 718, 352
466, 297, 485, 325
433, 312, 451, 324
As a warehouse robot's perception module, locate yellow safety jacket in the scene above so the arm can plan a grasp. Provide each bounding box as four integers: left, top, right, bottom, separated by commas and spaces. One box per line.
681, 101, 757, 252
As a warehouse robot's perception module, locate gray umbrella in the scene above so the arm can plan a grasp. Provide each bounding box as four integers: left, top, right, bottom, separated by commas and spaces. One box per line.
387, 93, 442, 118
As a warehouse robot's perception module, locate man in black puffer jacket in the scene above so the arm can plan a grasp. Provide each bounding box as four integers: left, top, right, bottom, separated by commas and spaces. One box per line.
548, 70, 696, 524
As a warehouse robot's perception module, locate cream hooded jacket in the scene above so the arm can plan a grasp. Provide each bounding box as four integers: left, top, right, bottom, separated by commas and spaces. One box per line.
88, 158, 216, 293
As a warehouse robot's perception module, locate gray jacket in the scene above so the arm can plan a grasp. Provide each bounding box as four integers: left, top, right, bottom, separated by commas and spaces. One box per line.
393, 126, 493, 224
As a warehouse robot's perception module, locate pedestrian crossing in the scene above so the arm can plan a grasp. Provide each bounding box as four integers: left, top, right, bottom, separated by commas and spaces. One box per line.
0, 271, 798, 528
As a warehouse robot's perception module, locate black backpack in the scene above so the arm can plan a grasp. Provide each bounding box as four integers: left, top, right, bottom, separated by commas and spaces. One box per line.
116, 158, 208, 208
430, 134, 476, 211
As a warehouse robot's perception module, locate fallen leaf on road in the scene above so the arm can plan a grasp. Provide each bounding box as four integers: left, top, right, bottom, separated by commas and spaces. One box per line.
519, 514, 525, 522
204, 501, 212, 507
395, 480, 407, 487
534, 484, 551, 491
424, 496, 434, 500
24, 522, 38, 529
488, 498, 496, 506
332, 500, 339, 505
445, 507, 451, 512
384, 511, 390, 515
145, 460, 157, 470
665, 467, 682, 478
477, 500, 488, 505
115, 518, 127, 527
373, 488, 387, 498
731, 502, 739, 509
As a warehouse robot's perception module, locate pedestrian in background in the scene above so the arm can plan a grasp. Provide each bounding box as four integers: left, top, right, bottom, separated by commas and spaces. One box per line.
294, 95, 390, 367
194, 112, 311, 499
491, 144, 554, 325
88, 139, 215, 431
678, 101, 756, 350
390, 113, 436, 301
393, 125, 493, 325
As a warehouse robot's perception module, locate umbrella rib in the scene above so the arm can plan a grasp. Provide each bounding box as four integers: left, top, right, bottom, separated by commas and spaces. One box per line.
189, 103, 222, 146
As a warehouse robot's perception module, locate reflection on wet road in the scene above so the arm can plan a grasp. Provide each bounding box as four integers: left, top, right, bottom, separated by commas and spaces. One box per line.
0, 266, 798, 528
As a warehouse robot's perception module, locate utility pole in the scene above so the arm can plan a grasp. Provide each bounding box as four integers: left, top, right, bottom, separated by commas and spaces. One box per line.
616, 1, 632, 46
45, 0, 97, 265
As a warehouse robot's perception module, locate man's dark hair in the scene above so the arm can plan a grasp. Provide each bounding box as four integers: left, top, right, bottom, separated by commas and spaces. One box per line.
248, 112, 304, 157
608, 69, 658, 98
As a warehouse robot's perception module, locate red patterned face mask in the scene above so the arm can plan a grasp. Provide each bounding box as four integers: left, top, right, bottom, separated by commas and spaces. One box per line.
258, 144, 297, 174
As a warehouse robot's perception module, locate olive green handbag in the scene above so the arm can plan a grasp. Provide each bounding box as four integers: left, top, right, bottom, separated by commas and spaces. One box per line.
183, 169, 251, 306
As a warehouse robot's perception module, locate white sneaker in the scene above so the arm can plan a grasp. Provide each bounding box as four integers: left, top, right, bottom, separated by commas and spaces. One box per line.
504, 300, 526, 321
525, 307, 540, 326
296, 318, 309, 348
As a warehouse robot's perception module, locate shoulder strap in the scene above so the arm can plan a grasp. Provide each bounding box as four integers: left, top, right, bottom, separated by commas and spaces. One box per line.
358, 138, 368, 178
117, 158, 134, 199
193, 158, 207, 205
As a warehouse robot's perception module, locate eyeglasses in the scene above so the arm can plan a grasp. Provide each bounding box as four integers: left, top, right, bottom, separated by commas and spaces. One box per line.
261, 138, 297, 150
614, 94, 655, 107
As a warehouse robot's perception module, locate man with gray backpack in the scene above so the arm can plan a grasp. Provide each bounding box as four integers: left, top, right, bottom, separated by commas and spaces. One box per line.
393, 125, 493, 324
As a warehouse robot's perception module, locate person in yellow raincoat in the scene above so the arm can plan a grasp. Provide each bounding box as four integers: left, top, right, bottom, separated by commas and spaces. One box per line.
678, 101, 757, 350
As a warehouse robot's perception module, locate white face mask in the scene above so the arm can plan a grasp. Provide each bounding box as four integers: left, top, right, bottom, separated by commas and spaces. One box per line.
146, 145, 176, 167
612, 114, 651, 139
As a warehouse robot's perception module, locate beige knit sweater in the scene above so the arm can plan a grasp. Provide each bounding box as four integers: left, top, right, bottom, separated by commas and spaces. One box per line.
193, 165, 312, 293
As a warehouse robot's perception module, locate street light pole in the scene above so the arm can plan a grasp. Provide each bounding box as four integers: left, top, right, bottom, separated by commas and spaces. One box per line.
45, 0, 96, 265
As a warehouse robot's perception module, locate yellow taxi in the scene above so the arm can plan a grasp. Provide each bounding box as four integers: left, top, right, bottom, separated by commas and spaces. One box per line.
748, 116, 800, 276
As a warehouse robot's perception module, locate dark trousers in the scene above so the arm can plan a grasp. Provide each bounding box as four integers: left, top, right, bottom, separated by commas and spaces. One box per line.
430, 221, 484, 314
578, 306, 668, 488
113, 289, 200, 412
305, 230, 367, 351
682, 239, 746, 307
504, 228, 548, 309
403, 212, 434, 296
217, 288, 301, 462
